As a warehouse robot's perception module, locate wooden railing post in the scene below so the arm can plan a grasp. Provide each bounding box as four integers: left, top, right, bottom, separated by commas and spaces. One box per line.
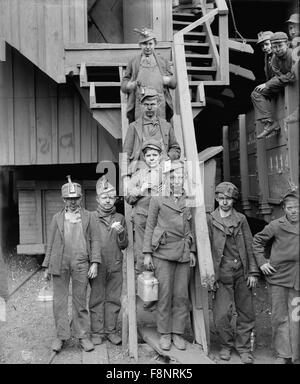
218, 8, 229, 83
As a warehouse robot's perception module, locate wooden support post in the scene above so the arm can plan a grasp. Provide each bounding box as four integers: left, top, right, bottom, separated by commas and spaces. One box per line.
174, 34, 214, 354
119, 66, 138, 361
238, 115, 252, 215
218, 12, 229, 84
222, 125, 230, 180
255, 121, 272, 221
0, 38, 6, 61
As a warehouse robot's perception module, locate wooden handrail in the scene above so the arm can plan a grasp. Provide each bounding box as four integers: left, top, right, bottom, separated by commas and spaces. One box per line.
175, 9, 218, 36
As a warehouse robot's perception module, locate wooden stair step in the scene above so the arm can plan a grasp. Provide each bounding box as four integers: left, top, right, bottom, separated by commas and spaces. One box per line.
81, 81, 121, 88
187, 66, 217, 73
184, 31, 206, 40
173, 20, 192, 26
172, 12, 198, 20
184, 42, 209, 47
91, 103, 121, 109
185, 53, 212, 59
191, 102, 205, 107
189, 80, 227, 86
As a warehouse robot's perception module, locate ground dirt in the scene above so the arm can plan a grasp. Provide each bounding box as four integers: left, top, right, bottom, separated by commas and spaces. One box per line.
0, 252, 275, 364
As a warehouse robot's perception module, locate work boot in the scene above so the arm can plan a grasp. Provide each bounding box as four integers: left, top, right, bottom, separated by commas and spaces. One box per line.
91, 334, 103, 345
159, 334, 172, 351
107, 333, 122, 345
219, 347, 231, 361
275, 357, 290, 364
257, 120, 280, 139
172, 334, 186, 350
240, 352, 254, 364
79, 338, 94, 352
51, 338, 64, 352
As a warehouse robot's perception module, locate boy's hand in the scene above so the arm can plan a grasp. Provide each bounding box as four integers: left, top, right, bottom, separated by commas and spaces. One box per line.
88, 263, 98, 279
260, 262, 276, 275
247, 276, 257, 288
144, 254, 154, 271
126, 80, 137, 91
44, 268, 51, 281
111, 222, 125, 234
190, 252, 196, 267
255, 83, 266, 92
163, 76, 171, 85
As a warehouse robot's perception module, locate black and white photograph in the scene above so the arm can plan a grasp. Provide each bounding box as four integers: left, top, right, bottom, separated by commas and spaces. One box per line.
0, 0, 299, 367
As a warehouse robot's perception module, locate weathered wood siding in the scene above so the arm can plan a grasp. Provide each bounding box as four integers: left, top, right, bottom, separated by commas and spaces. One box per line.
0, 0, 87, 83
0, 45, 120, 166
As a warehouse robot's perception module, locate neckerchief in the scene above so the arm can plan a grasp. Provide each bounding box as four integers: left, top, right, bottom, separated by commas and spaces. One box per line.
64, 207, 81, 223
97, 205, 116, 226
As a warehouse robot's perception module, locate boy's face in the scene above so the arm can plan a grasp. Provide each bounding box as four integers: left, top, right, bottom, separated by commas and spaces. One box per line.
63, 197, 81, 212
140, 39, 156, 56
216, 193, 234, 213
283, 198, 299, 223
141, 97, 159, 118
169, 168, 184, 194
97, 192, 116, 210
271, 41, 289, 57
260, 40, 272, 54
288, 23, 299, 39
143, 148, 161, 168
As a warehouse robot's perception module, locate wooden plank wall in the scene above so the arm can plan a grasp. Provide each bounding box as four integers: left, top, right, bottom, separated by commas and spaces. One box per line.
0, 0, 87, 83
0, 45, 120, 166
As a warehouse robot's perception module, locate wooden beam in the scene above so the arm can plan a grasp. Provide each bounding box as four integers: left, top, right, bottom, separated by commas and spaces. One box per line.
176, 9, 219, 36
215, 0, 229, 15
218, 13, 229, 84
0, 38, 6, 61
222, 126, 230, 180
238, 115, 252, 215
119, 66, 138, 361
214, 36, 254, 54
229, 64, 255, 80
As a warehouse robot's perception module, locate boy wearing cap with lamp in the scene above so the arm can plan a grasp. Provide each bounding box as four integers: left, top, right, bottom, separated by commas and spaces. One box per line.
123, 88, 181, 177
142, 160, 196, 351
207, 182, 259, 364
121, 27, 176, 123
43, 176, 100, 353
253, 188, 299, 364
126, 139, 164, 278
251, 31, 296, 139
89, 176, 128, 346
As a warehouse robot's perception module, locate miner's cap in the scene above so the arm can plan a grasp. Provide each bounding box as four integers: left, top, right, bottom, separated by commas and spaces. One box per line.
134, 27, 157, 44
140, 88, 159, 103
286, 13, 299, 24
256, 31, 273, 45
61, 175, 82, 198
215, 182, 239, 200
270, 31, 289, 43
142, 139, 163, 153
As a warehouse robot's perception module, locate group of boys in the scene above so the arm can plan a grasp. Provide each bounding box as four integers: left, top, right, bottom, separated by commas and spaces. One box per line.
42, 24, 299, 364
252, 13, 299, 139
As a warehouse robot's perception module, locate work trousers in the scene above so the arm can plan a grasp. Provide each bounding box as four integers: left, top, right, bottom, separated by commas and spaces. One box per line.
89, 262, 123, 336
53, 262, 90, 340
153, 257, 190, 335
269, 284, 300, 362
133, 213, 147, 276
213, 268, 255, 353
251, 82, 285, 121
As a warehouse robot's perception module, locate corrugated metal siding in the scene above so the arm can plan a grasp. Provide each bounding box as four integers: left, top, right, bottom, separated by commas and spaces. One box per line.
0, 0, 87, 83
0, 46, 120, 166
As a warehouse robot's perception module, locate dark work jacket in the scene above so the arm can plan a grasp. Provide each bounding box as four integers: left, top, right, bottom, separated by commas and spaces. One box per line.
266, 48, 295, 87
42, 208, 101, 275
207, 208, 259, 281
253, 216, 299, 290
121, 52, 177, 122
123, 117, 181, 176
143, 195, 196, 262
264, 52, 274, 81
91, 211, 128, 268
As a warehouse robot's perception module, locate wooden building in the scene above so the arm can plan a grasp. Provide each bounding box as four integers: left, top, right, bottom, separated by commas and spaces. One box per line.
0, 0, 298, 359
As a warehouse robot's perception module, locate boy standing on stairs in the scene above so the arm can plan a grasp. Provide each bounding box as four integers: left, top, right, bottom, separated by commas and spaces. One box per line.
121, 28, 177, 123
206, 182, 259, 364
251, 32, 296, 139
125, 139, 164, 279
89, 176, 128, 346
123, 88, 181, 177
